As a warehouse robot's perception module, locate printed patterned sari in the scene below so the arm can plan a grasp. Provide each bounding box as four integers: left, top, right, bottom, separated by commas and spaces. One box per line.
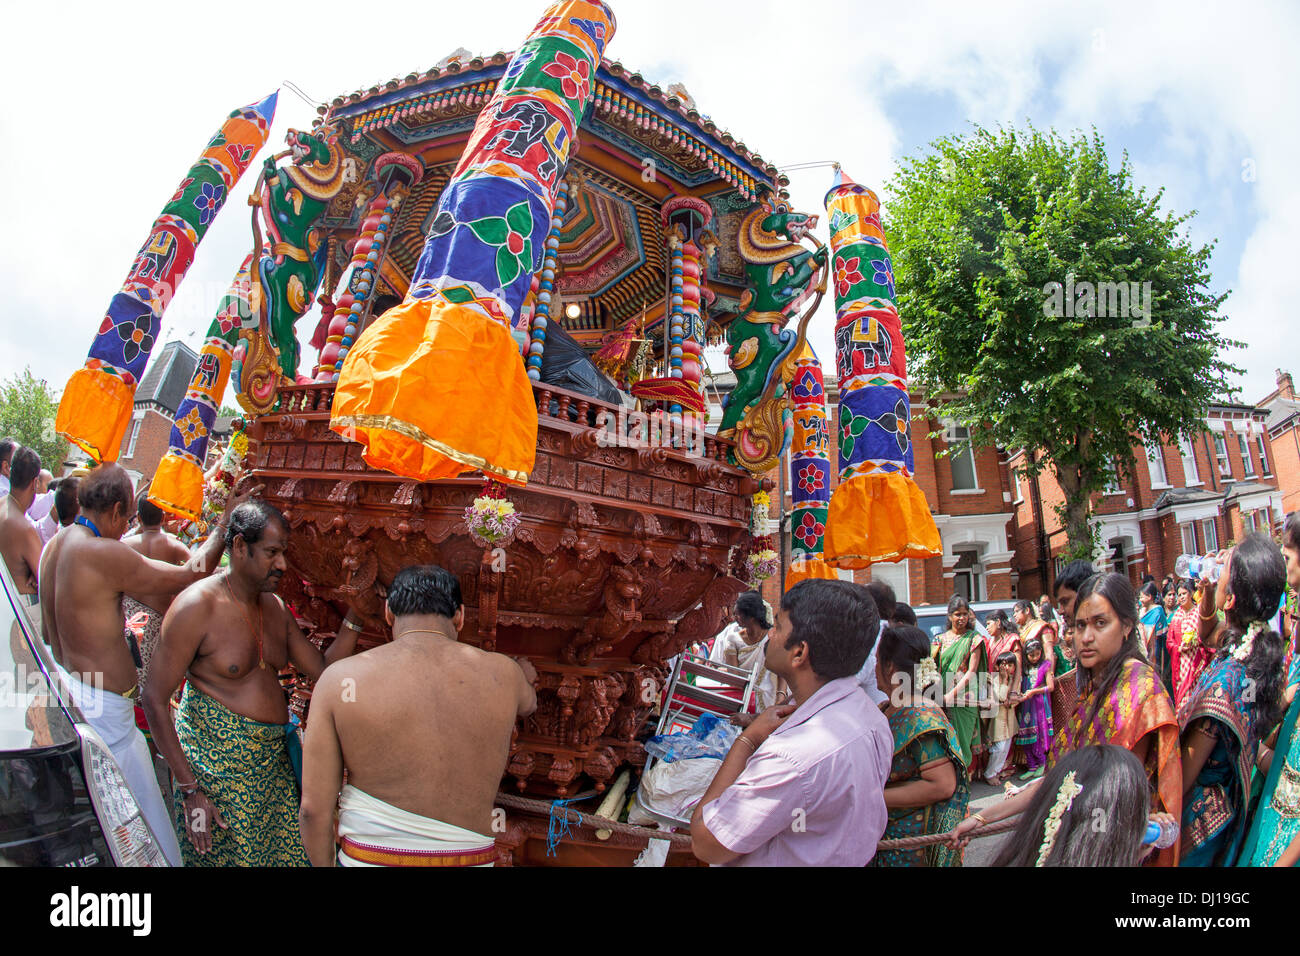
1178, 656, 1261, 867
871, 704, 969, 867
1238, 659, 1300, 866
1168, 606, 1212, 711
933, 629, 989, 773
1049, 657, 1182, 866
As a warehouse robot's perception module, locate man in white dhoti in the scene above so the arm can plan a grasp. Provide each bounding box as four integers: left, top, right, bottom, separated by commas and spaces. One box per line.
300, 565, 538, 867
42, 463, 251, 866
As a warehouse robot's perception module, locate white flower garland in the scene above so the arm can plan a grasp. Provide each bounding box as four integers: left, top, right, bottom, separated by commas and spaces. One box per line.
1035, 771, 1083, 867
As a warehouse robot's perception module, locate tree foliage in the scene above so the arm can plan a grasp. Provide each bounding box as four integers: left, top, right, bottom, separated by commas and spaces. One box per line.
887, 125, 1240, 557
0, 367, 70, 473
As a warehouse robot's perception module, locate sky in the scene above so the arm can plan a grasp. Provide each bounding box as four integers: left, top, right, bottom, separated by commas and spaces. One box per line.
1, 0, 1295, 406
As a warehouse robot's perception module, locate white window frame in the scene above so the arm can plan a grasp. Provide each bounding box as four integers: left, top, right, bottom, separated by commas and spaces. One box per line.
1238, 433, 1256, 477
1180, 522, 1197, 556
1213, 433, 1231, 477
1178, 437, 1201, 486
1102, 460, 1123, 495
1011, 466, 1025, 505
1146, 441, 1169, 488
1258, 436, 1271, 477
125, 413, 144, 459
1201, 518, 1219, 552
945, 423, 980, 492
871, 560, 911, 604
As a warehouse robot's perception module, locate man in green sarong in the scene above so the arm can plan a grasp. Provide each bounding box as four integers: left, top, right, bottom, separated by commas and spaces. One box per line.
144, 500, 359, 866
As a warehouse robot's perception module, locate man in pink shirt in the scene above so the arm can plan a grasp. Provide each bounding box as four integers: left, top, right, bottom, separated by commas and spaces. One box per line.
691, 579, 892, 866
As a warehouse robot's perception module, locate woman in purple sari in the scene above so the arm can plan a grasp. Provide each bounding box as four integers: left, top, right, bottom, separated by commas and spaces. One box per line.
1014, 638, 1054, 780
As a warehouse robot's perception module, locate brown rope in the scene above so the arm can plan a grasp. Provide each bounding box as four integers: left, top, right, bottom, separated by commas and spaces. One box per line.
493, 792, 1018, 852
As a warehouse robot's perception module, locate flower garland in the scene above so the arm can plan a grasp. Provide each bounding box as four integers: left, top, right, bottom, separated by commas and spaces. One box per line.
745, 534, 778, 587
750, 490, 772, 536
179, 419, 248, 544
464, 478, 520, 548
1035, 771, 1083, 866
1232, 621, 1266, 663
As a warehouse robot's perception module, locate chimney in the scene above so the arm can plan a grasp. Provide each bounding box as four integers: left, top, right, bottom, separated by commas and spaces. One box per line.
1277, 369, 1296, 401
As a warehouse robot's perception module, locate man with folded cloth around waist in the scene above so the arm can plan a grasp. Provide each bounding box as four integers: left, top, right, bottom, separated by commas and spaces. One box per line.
300, 565, 539, 867
42, 463, 253, 867
144, 500, 359, 866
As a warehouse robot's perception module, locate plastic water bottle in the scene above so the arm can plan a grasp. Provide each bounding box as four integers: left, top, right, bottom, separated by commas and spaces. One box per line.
1200, 553, 1222, 584
1174, 554, 1192, 579
1143, 819, 1179, 849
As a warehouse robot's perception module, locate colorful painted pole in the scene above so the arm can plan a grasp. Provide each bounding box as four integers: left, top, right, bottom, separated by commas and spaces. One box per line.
148, 255, 256, 521
525, 179, 570, 379
821, 169, 940, 568
331, 1, 615, 484
55, 93, 277, 462
786, 345, 837, 588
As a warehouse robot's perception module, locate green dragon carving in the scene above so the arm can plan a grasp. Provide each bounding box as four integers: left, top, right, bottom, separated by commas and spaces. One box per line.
237, 127, 346, 414
717, 204, 827, 473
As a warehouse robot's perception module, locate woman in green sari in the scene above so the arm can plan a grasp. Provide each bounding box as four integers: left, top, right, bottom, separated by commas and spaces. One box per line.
1239, 513, 1300, 866
932, 595, 990, 776
873, 624, 970, 866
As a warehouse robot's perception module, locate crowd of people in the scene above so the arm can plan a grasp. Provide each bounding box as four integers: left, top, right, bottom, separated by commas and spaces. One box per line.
4, 430, 1300, 868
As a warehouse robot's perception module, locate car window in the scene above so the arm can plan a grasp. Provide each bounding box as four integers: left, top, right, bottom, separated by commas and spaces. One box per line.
1, 564, 77, 751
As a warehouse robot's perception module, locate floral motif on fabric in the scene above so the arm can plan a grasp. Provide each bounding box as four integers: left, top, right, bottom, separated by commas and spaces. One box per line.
116, 313, 155, 365
542, 51, 590, 102
794, 512, 825, 548
466, 200, 536, 286
193, 181, 226, 227
833, 254, 864, 298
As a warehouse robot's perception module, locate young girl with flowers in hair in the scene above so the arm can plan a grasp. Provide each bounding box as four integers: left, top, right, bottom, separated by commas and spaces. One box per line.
1014, 638, 1054, 780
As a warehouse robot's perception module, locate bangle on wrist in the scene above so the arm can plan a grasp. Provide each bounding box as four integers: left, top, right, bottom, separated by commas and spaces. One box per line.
735, 734, 757, 753
177, 781, 200, 795
971, 812, 988, 826
340, 618, 363, 632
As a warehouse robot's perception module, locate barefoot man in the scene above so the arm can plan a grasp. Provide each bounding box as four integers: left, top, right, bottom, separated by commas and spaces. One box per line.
0, 447, 44, 603
299, 565, 538, 867
144, 500, 360, 866
44, 463, 249, 866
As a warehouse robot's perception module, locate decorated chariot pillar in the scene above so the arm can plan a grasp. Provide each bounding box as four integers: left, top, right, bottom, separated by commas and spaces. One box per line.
56, 93, 277, 461
821, 169, 940, 568
525, 178, 570, 379
331, 1, 615, 484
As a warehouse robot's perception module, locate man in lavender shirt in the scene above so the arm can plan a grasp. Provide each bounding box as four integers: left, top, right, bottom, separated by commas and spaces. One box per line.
690, 579, 892, 866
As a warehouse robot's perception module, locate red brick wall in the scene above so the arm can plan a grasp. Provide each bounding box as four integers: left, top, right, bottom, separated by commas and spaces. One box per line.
1271, 421, 1300, 516
117, 408, 174, 484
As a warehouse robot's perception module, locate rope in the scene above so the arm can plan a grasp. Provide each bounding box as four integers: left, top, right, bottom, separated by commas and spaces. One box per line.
493, 791, 1018, 851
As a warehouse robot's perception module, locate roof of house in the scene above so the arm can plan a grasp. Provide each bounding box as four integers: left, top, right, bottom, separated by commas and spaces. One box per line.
1265, 397, 1300, 432
133, 340, 198, 416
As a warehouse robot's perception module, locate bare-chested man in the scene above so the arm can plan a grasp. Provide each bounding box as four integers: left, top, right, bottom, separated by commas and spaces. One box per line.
144, 500, 359, 866
300, 564, 538, 867
0, 447, 44, 602
44, 462, 252, 866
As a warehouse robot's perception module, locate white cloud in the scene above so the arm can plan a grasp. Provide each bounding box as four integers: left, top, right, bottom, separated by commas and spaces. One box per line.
0, 0, 1293, 408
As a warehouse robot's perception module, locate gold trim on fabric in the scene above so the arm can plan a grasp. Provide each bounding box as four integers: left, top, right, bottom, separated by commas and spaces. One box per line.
1272, 761, 1300, 818
333, 414, 530, 485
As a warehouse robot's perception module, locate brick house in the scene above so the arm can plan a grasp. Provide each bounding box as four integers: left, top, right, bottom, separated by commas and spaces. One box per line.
1009, 402, 1284, 597
1259, 369, 1300, 516
116, 340, 198, 487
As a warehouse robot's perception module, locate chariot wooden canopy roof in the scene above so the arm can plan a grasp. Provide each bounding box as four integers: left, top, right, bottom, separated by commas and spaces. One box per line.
315, 53, 790, 345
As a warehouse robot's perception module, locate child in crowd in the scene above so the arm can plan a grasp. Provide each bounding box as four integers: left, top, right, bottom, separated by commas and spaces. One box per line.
1015, 639, 1054, 780
984, 652, 1020, 785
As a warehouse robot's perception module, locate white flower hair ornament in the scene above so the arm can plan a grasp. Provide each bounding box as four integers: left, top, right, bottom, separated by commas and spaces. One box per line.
1035, 771, 1084, 867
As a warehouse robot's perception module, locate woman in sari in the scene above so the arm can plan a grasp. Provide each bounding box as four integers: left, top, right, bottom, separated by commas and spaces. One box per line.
984, 609, 1021, 690
947, 572, 1183, 866
709, 590, 784, 710
1239, 514, 1300, 866
1168, 578, 1212, 711
872, 624, 969, 867
1014, 599, 1058, 674
1140, 581, 1172, 693
932, 595, 989, 776
1179, 533, 1286, 866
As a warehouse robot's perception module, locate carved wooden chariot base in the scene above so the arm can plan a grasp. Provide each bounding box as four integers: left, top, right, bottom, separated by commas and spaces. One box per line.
249, 379, 755, 804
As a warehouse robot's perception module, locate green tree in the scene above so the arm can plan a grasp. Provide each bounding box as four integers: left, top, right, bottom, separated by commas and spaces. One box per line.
0, 367, 70, 473
887, 125, 1239, 559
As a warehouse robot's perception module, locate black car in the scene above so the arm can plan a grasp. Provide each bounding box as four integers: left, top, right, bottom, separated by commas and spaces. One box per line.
1, 560, 171, 866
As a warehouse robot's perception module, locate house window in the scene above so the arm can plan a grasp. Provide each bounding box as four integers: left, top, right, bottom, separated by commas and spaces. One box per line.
871, 560, 911, 604
1146, 442, 1169, 487
953, 548, 983, 602
946, 424, 978, 491
1258, 436, 1271, 476
125, 415, 144, 459
1214, 434, 1231, 477
1110, 539, 1126, 575
1011, 467, 1025, 505
1238, 434, 1256, 477
1201, 518, 1219, 552
1178, 437, 1200, 485
1180, 523, 1197, 556
1102, 460, 1123, 494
